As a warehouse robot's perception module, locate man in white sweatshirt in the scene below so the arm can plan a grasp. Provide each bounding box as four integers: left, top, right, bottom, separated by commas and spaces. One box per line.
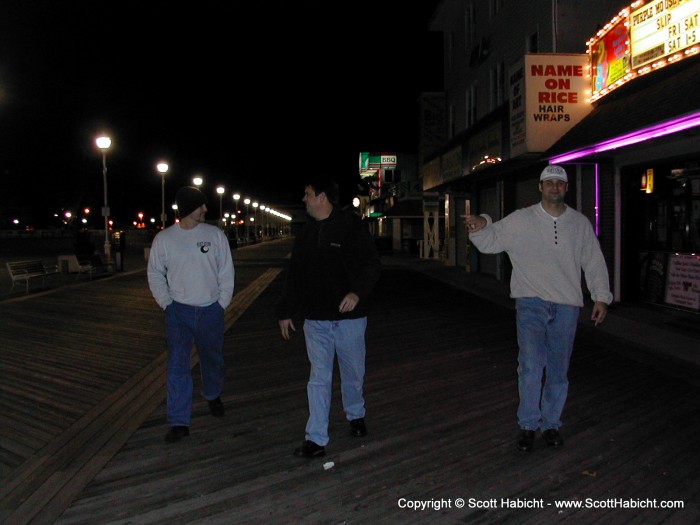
467, 165, 612, 452
148, 186, 235, 443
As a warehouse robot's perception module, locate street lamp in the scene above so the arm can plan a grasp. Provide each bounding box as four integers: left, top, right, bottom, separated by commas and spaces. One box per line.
233, 193, 241, 240
95, 135, 112, 264
193, 176, 203, 187
252, 201, 259, 240
244, 198, 251, 241
216, 186, 225, 226
260, 205, 267, 239
157, 162, 169, 229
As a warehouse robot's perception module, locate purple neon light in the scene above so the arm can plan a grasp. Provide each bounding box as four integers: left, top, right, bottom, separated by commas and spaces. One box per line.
549, 111, 700, 164
594, 163, 600, 237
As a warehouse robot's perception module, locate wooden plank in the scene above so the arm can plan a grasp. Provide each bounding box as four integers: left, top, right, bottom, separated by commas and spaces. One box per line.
2, 240, 700, 525
53, 264, 700, 525
0, 267, 283, 525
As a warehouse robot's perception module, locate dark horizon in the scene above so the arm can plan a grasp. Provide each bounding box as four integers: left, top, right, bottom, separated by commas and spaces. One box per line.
0, 1, 443, 229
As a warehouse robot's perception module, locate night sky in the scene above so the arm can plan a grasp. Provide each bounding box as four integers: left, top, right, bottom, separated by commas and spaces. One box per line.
1, 1, 443, 228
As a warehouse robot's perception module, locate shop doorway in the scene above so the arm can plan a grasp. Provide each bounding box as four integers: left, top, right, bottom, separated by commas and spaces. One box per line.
621, 160, 700, 308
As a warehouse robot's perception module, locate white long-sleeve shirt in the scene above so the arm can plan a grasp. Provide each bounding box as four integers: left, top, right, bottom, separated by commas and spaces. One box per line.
470, 203, 612, 307
147, 223, 235, 310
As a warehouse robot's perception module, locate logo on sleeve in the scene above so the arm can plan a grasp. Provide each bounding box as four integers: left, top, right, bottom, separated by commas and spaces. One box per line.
197, 241, 211, 253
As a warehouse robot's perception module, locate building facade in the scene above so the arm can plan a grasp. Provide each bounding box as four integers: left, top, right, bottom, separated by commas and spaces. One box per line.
425, 0, 700, 313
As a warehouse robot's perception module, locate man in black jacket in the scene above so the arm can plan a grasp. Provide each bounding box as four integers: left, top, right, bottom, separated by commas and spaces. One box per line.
277, 177, 381, 458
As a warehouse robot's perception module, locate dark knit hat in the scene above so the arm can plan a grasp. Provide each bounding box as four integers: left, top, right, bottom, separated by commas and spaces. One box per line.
176, 186, 207, 218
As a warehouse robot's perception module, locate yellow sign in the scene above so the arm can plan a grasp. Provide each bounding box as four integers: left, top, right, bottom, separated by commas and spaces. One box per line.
630, 0, 700, 70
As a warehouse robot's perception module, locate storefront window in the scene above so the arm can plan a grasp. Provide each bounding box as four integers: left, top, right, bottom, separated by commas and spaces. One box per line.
630, 168, 699, 253
624, 162, 700, 311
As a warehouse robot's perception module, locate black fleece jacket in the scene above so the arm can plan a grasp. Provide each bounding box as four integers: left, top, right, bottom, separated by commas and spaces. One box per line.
276, 207, 381, 321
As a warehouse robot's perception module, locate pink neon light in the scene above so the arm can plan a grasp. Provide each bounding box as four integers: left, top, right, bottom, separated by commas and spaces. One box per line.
549, 111, 700, 164
594, 163, 600, 236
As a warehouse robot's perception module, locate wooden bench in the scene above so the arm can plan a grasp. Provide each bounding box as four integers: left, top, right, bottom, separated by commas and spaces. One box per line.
75, 254, 111, 279
76, 256, 97, 279
6, 260, 59, 293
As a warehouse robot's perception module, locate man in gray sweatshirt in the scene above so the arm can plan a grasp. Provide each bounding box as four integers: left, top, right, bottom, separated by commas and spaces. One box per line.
467, 165, 612, 452
148, 186, 235, 443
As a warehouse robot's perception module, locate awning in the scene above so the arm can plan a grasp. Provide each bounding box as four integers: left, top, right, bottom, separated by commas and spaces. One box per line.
545, 57, 700, 162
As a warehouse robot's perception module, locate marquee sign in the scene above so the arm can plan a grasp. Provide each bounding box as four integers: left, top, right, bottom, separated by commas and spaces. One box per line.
589, 0, 700, 101
630, 0, 700, 71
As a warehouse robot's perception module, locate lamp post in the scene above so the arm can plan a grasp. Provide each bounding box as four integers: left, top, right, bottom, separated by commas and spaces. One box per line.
95, 136, 112, 263
261, 205, 267, 239
157, 162, 169, 229
233, 193, 241, 240
259, 205, 265, 239
193, 176, 203, 188
252, 201, 259, 240
244, 198, 251, 242
217, 186, 225, 227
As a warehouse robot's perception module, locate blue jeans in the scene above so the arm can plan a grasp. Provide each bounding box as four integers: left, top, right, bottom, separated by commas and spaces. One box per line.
515, 297, 579, 431
302, 318, 367, 446
165, 301, 225, 426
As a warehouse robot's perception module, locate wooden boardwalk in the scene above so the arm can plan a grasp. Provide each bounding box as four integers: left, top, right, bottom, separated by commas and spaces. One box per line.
1, 239, 699, 524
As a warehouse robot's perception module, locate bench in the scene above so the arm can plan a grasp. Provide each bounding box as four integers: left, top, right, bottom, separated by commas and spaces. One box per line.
75, 254, 110, 279
75, 256, 97, 279
6, 260, 59, 293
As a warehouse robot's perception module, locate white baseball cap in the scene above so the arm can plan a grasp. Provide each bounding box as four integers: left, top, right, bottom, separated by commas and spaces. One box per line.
540, 165, 568, 183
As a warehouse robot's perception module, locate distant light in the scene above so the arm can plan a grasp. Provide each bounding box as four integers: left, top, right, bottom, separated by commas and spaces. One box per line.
157, 162, 169, 174
472, 155, 502, 171
96, 136, 111, 150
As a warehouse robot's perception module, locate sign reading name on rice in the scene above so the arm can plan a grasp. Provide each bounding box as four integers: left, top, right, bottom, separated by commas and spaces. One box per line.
664, 253, 700, 311
509, 54, 591, 157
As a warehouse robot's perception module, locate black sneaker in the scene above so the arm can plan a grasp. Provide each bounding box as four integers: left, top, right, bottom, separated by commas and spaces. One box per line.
164, 425, 190, 443
542, 429, 564, 447
293, 440, 325, 458
208, 397, 225, 417
349, 417, 367, 437
517, 429, 535, 452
